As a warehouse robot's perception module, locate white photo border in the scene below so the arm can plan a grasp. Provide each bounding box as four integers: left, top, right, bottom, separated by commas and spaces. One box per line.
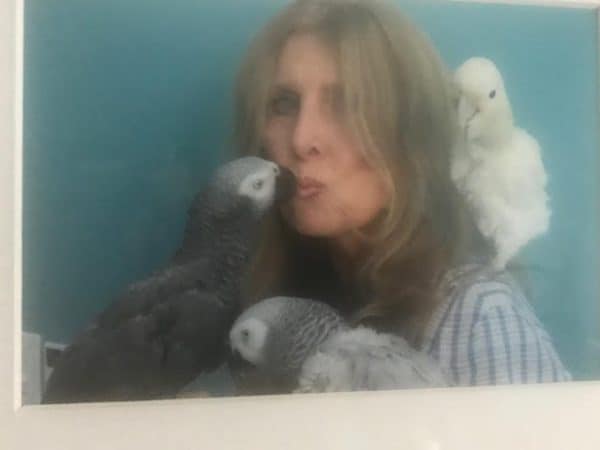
2, 0, 600, 449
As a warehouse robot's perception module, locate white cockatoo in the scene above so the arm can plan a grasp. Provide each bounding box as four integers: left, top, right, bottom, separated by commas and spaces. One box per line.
451, 57, 550, 270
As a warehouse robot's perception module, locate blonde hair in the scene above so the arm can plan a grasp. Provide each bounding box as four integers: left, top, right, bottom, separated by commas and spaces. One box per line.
233, 0, 485, 343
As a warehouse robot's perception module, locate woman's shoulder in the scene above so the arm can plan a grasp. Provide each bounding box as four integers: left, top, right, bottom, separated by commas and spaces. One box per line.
423, 263, 547, 350
438, 263, 532, 314
423, 263, 571, 384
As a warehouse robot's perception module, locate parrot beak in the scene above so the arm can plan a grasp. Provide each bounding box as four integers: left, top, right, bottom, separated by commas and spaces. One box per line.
225, 346, 257, 394
227, 347, 255, 371
274, 166, 296, 203
457, 95, 479, 128
226, 349, 279, 396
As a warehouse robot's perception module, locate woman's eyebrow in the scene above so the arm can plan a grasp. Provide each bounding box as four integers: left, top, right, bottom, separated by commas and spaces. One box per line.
270, 83, 298, 96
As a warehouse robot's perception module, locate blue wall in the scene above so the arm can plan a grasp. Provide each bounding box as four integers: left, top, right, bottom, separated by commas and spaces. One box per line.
23, 0, 599, 379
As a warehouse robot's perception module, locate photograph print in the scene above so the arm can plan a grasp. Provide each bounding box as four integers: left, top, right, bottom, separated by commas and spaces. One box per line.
21, 0, 599, 405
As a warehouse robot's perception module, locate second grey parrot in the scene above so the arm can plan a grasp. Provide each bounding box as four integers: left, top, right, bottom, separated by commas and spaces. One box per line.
229, 296, 449, 394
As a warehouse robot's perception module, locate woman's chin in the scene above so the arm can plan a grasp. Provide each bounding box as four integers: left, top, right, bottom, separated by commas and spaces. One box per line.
281, 203, 345, 237
288, 217, 339, 238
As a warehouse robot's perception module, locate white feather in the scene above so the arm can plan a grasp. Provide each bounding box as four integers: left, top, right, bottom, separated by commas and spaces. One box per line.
452, 57, 551, 269
295, 327, 449, 393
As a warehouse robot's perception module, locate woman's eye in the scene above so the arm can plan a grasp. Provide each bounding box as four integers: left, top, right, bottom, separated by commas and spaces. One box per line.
252, 179, 264, 190
270, 94, 298, 116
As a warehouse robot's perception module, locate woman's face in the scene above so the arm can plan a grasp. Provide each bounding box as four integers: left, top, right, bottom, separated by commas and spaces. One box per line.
262, 33, 390, 241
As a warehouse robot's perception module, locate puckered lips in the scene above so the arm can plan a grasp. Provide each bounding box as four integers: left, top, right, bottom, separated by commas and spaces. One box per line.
296, 176, 325, 200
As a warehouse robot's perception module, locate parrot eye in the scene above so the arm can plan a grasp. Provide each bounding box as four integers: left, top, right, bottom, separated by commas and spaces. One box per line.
489, 89, 496, 99
241, 329, 250, 341
252, 179, 264, 190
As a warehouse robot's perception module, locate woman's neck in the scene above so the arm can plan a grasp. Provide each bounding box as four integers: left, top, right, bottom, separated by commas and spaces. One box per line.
328, 232, 368, 282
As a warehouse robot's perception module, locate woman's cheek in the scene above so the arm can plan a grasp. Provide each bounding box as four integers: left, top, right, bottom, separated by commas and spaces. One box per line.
262, 121, 292, 165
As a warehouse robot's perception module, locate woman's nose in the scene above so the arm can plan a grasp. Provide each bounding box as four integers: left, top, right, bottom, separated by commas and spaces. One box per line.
291, 106, 323, 160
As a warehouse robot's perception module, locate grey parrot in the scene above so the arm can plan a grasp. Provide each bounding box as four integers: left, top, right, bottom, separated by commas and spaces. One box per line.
42, 157, 295, 403
229, 296, 449, 394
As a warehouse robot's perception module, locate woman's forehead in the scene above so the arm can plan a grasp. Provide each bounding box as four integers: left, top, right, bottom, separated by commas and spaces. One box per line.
274, 33, 340, 87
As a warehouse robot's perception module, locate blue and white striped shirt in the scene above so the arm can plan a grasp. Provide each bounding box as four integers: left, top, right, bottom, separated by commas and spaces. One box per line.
421, 264, 571, 385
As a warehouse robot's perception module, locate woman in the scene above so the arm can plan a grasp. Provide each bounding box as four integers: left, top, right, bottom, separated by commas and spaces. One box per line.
232, 0, 570, 387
